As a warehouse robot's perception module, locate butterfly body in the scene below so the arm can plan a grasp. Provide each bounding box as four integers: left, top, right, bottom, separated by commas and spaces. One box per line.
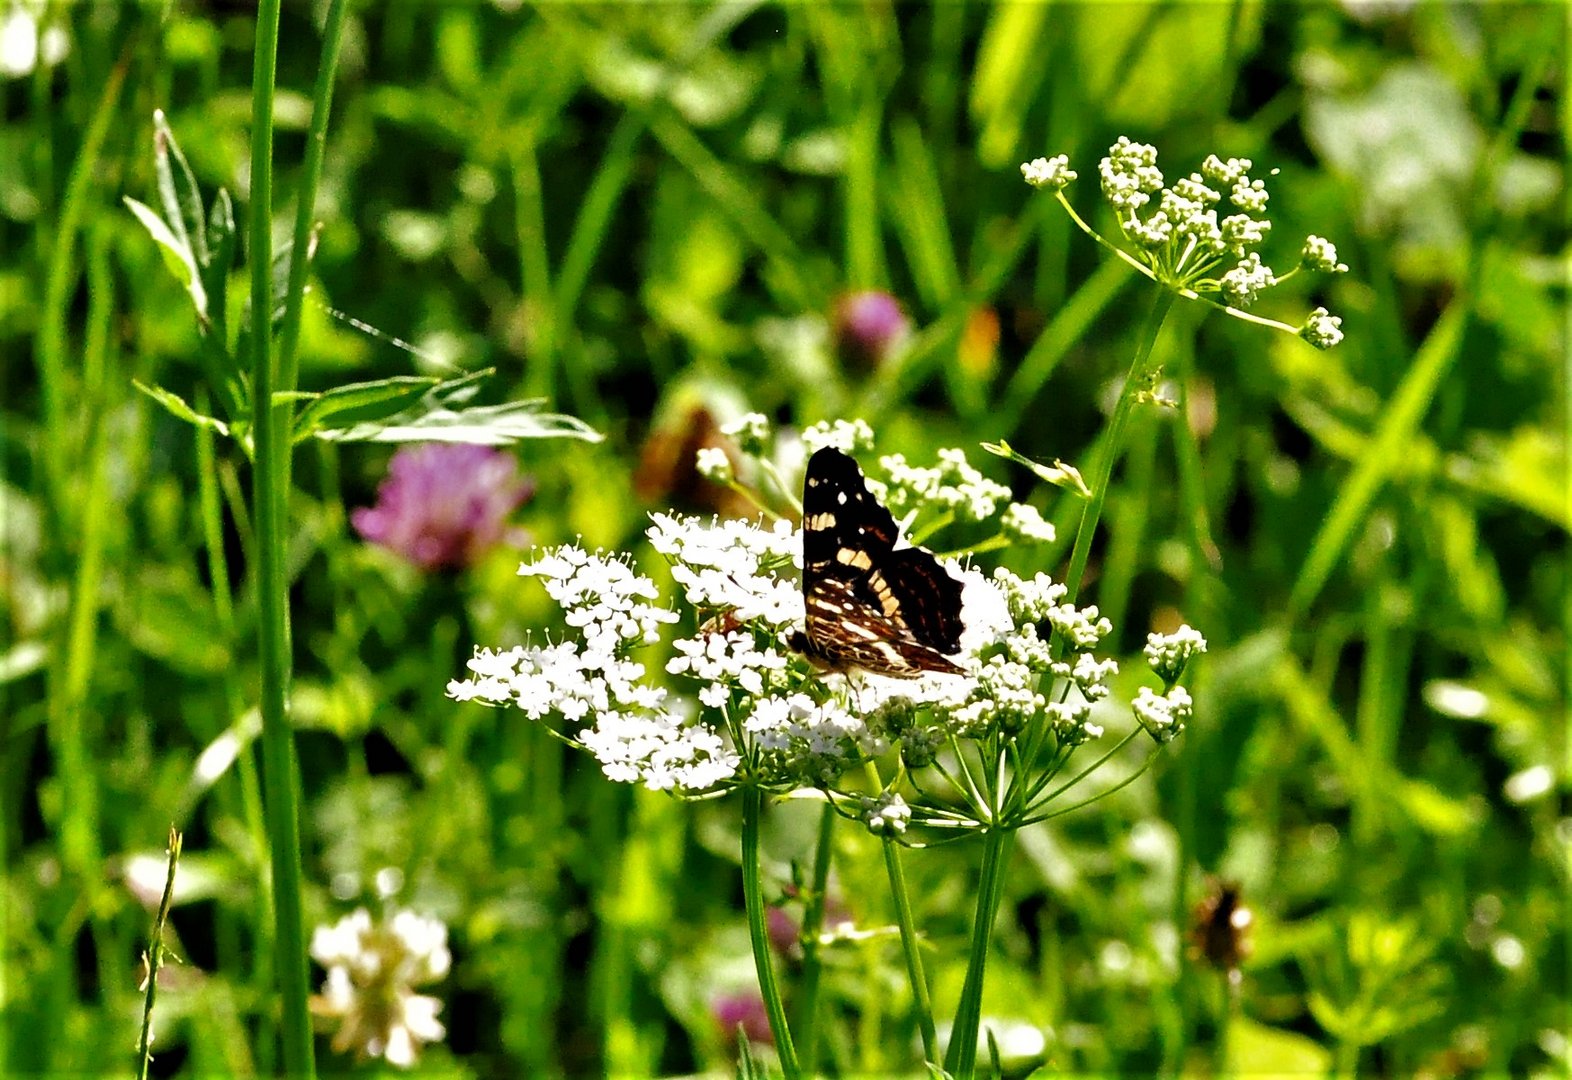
791, 448, 966, 677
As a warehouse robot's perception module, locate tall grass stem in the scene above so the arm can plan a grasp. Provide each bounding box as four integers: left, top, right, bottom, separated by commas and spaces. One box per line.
248, 2, 316, 1073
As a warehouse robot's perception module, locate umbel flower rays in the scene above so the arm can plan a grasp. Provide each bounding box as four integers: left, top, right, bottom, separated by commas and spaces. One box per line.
447, 418, 1205, 838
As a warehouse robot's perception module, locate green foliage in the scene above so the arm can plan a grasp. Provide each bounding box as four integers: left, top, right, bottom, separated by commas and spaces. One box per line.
3, 2, 1564, 1077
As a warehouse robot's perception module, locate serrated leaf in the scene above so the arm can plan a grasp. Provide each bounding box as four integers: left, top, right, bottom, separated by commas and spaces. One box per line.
154, 110, 209, 267
125, 196, 207, 319
133, 379, 230, 435
292, 376, 443, 443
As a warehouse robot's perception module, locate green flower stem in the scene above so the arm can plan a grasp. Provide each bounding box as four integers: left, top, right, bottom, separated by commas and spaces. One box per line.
881, 838, 940, 1067
740, 785, 801, 1079
1024, 753, 1158, 826
794, 801, 836, 1074
1063, 289, 1174, 604
248, 3, 315, 1076
944, 824, 1014, 1079
1023, 729, 1141, 810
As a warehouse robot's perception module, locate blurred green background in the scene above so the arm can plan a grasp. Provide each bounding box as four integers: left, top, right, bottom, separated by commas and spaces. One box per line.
2, 1, 1566, 1076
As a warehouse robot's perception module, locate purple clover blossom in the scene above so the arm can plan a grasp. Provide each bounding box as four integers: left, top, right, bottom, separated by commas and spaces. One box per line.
833, 290, 911, 369
352, 443, 534, 570
710, 988, 774, 1046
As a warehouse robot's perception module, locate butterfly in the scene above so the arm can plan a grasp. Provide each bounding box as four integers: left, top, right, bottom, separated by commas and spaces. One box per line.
788, 447, 967, 677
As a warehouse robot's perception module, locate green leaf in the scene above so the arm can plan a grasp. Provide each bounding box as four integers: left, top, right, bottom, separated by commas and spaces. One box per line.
133, 379, 230, 435
124, 196, 207, 319
153, 109, 209, 267
314, 398, 603, 446
203, 188, 238, 338
309, 369, 601, 445
291, 375, 444, 442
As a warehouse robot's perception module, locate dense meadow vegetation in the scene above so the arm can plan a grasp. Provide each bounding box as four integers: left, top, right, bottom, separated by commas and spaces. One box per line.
2, 2, 1566, 1077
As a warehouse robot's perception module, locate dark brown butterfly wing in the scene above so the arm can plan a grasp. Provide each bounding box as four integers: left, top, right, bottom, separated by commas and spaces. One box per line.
796, 448, 966, 677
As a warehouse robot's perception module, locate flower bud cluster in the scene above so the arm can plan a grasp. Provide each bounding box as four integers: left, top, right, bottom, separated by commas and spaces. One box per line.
1145, 624, 1207, 687
695, 445, 734, 484
721, 411, 773, 457
859, 791, 912, 836
1132, 684, 1194, 744
1020, 154, 1077, 191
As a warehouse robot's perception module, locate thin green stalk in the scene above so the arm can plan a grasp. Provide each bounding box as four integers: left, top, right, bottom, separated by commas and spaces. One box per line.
740, 786, 801, 1079
275, 0, 347, 400
795, 802, 836, 1073
1063, 290, 1174, 605
944, 825, 1014, 1079
248, 3, 315, 1075
137, 828, 183, 1080
881, 839, 939, 1068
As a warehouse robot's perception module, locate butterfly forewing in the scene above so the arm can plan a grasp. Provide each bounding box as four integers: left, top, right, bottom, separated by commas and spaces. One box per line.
796, 448, 966, 677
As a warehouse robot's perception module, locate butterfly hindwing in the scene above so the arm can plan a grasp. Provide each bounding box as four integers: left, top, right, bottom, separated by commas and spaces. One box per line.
796, 447, 966, 677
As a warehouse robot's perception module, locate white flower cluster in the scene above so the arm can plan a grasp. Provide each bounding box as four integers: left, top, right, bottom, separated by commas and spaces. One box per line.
859, 791, 912, 836
448, 548, 739, 792
1300, 306, 1345, 350
1098, 135, 1165, 212
310, 908, 450, 1068
1025, 138, 1348, 345
802, 418, 874, 455
648, 512, 801, 627
1300, 235, 1348, 274
1220, 252, 1276, 307
721, 411, 772, 456
695, 445, 734, 484
1021, 154, 1077, 191
1132, 685, 1193, 744
880, 447, 1013, 522
1000, 501, 1055, 543
1046, 700, 1103, 747
1145, 624, 1208, 686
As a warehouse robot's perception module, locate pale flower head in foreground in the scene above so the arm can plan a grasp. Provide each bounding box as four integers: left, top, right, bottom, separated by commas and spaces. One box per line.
310, 908, 451, 1068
